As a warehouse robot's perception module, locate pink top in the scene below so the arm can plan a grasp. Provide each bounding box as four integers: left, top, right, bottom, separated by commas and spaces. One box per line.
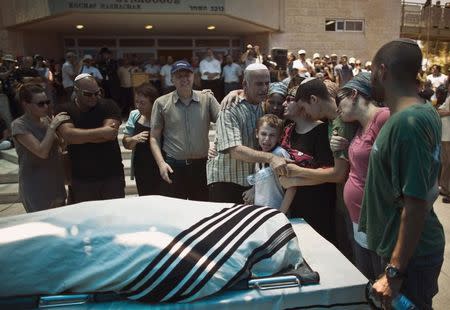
343, 107, 390, 223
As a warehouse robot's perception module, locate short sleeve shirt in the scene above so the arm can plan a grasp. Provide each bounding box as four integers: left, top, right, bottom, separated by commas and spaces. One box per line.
207, 100, 264, 186
328, 117, 359, 161
57, 99, 124, 180
151, 90, 220, 160
359, 103, 445, 258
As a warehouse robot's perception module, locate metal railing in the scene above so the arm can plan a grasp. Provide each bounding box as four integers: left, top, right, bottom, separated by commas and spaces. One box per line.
402, 1, 450, 29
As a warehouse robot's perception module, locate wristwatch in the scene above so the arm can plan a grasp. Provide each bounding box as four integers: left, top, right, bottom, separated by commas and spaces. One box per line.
385, 264, 406, 279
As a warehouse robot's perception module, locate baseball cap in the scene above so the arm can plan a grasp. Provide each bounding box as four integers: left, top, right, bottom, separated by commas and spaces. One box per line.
313, 53, 320, 59
171, 60, 194, 74
82, 54, 93, 61
342, 72, 372, 98
298, 49, 306, 55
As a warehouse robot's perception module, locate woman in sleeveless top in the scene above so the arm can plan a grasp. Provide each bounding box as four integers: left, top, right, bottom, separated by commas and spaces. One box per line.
122, 83, 160, 196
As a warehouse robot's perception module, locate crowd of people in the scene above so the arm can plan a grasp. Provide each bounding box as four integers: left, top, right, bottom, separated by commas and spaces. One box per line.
0, 39, 449, 308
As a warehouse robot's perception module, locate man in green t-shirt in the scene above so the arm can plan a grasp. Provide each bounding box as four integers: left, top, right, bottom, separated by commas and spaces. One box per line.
360, 39, 445, 309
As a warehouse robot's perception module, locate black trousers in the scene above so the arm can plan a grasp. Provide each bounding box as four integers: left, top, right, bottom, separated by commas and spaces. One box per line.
208, 182, 251, 204
160, 158, 208, 201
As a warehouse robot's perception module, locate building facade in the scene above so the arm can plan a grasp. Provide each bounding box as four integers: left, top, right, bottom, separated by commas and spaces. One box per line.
0, 0, 401, 63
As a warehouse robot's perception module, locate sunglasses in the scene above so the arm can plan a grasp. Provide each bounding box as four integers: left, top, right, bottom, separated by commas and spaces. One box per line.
33, 100, 51, 107
75, 87, 103, 98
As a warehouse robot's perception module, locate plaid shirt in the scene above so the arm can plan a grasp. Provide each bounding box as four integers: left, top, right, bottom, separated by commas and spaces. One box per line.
207, 100, 264, 186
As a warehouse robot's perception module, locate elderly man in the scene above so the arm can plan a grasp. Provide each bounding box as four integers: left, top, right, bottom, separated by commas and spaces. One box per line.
57, 73, 124, 203
150, 60, 220, 201
207, 63, 289, 203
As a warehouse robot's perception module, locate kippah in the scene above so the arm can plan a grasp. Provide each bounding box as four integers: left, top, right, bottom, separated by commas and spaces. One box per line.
75, 73, 93, 81
245, 63, 268, 71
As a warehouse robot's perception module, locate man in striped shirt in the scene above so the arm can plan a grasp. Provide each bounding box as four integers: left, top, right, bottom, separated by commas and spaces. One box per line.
207, 63, 289, 203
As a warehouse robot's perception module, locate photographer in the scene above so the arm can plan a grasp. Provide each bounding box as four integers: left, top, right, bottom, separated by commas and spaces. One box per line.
240, 44, 263, 69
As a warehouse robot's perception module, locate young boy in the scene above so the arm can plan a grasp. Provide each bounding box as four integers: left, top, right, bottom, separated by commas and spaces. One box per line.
244, 114, 296, 214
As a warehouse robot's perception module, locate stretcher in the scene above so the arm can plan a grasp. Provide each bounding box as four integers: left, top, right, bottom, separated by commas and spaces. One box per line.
0, 196, 369, 309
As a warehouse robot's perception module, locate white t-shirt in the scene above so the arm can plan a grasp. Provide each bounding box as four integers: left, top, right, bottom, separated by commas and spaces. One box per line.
79, 65, 103, 81
439, 96, 450, 142
62, 61, 75, 88
247, 146, 290, 210
144, 64, 161, 81
199, 57, 221, 80
427, 73, 448, 89
160, 64, 173, 87
222, 63, 242, 83
292, 59, 312, 76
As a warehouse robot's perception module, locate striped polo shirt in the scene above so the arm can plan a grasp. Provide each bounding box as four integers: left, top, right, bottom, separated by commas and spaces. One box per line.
207, 100, 264, 186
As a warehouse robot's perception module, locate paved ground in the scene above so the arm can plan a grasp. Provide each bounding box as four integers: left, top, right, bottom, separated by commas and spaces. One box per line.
1, 197, 449, 308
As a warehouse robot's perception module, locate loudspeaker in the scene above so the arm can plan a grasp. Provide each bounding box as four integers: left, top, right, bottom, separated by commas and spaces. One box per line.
271, 48, 288, 71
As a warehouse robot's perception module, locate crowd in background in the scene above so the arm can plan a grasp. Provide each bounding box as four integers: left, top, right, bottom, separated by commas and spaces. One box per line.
0, 38, 448, 308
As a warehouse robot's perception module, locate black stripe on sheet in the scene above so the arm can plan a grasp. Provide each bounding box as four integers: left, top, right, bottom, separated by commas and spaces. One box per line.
159, 207, 278, 301
122, 203, 241, 292
220, 223, 297, 292
168, 209, 280, 302
132, 205, 274, 302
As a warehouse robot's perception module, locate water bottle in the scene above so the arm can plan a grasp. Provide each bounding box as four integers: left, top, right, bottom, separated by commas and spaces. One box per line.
366, 282, 417, 309
391, 293, 417, 310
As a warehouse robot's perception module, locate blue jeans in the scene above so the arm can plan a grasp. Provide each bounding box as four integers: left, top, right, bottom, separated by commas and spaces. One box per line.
382, 249, 444, 309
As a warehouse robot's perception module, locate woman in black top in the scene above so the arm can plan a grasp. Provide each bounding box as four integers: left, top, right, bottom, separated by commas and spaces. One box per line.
122, 83, 161, 196
281, 80, 336, 243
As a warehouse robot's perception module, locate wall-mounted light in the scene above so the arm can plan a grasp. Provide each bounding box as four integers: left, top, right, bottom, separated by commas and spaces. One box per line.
207, 25, 216, 30
145, 25, 153, 30
76, 24, 84, 30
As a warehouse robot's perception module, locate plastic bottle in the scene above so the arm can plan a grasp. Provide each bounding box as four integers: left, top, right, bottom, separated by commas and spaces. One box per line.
391, 293, 417, 310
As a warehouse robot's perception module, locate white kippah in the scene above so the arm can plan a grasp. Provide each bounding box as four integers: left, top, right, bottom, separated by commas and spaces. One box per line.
300, 77, 317, 85
245, 63, 268, 72
74, 73, 93, 81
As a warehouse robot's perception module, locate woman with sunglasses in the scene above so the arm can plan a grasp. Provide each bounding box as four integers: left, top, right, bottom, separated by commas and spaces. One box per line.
122, 83, 161, 196
11, 83, 70, 212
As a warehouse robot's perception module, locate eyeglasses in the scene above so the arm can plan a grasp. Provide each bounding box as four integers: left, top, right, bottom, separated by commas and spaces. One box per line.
33, 100, 51, 107
76, 88, 103, 98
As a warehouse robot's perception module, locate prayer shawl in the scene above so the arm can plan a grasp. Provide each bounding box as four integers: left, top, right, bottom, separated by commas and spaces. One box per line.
0, 196, 302, 303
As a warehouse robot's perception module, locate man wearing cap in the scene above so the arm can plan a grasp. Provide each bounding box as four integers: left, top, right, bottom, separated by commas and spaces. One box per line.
62, 52, 78, 101
150, 60, 220, 201
207, 63, 290, 203
79, 55, 103, 83
293, 50, 313, 77
200, 48, 222, 101
334, 55, 353, 87
56, 73, 124, 203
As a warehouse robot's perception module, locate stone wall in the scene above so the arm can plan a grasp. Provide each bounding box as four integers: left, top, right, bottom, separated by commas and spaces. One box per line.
270, 0, 402, 63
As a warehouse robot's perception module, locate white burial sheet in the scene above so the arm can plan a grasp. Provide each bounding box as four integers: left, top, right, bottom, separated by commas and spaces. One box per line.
0, 196, 369, 309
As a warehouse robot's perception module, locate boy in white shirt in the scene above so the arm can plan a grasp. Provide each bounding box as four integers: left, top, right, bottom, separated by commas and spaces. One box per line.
244, 114, 296, 214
